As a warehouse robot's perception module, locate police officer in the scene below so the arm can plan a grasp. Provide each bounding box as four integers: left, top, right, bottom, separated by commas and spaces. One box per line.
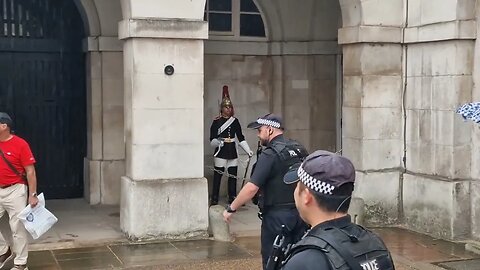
223, 113, 308, 270
279, 150, 395, 270
209, 86, 253, 205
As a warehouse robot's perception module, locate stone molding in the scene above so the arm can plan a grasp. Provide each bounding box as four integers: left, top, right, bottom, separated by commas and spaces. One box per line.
339, 25, 403, 44
205, 40, 340, 56
404, 20, 476, 44
118, 18, 208, 40
85, 36, 123, 52
339, 20, 477, 45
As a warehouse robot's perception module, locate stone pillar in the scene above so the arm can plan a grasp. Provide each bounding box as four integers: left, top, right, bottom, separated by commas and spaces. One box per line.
339, 37, 404, 225
84, 36, 125, 205
339, 0, 477, 240
338, 0, 405, 226
118, 18, 209, 239
469, 0, 480, 241
402, 0, 476, 240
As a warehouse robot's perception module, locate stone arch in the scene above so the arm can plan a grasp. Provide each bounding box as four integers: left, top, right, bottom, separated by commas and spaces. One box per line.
73, 0, 101, 36
253, 0, 271, 40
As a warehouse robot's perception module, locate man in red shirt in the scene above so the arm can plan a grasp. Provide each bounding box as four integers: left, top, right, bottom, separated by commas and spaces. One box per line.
0, 112, 38, 270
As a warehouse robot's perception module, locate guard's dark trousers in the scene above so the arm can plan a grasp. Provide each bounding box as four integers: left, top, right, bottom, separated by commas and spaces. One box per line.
211, 166, 238, 205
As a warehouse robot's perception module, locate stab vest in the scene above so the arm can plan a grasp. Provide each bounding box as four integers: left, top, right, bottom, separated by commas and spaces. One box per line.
283, 223, 395, 270
261, 139, 308, 208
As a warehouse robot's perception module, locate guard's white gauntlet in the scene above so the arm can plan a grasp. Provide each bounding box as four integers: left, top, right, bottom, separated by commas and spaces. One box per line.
239, 140, 253, 157
210, 138, 223, 148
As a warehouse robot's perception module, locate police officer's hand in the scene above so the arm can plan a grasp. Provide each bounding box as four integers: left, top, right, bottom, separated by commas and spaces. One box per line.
29, 194, 39, 208
223, 210, 233, 223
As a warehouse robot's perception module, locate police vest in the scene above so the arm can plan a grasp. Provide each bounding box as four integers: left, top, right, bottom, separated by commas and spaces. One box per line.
283, 224, 395, 270
261, 139, 308, 207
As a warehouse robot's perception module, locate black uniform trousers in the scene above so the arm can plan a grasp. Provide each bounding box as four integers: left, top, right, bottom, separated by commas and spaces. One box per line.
211, 166, 238, 204
260, 207, 307, 270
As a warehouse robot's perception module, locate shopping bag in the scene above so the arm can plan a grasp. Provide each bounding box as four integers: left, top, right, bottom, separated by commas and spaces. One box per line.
17, 193, 58, 239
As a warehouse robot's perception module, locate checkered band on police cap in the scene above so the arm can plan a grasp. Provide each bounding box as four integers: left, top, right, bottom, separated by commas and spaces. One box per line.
247, 113, 284, 130
256, 118, 281, 129
297, 165, 335, 195
283, 150, 356, 194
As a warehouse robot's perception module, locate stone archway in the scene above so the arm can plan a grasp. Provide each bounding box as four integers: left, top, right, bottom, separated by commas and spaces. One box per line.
74, 0, 125, 205
112, 0, 479, 242
74, 0, 101, 36
114, 0, 406, 240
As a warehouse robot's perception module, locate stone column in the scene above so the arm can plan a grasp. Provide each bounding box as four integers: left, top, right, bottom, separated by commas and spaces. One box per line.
84, 36, 125, 205
339, 0, 477, 240
118, 18, 209, 239
473, 8, 480, 239
339, 27, 404, 225
338, 0, 406, 227
401, 0, 476, 240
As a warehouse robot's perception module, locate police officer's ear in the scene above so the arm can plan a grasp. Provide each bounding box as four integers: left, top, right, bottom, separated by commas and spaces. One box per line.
268, 127, 273, 136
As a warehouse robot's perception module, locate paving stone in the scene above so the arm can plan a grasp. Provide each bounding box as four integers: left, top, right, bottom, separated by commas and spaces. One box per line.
436, 259, 480, 270
110, 242, 190, 267
23, 198, 480, 270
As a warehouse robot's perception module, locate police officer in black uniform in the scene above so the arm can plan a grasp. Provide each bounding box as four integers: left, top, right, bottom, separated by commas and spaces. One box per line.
209, 86, 253, 205
279, 150, 395, 270
223, 113, 308, 270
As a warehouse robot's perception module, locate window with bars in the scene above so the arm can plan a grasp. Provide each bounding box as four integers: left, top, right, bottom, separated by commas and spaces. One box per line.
205, 0, 266, 39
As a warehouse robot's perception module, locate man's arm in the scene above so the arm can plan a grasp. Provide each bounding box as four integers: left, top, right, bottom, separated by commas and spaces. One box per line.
231, 182, 258, 210
223, 182, 259, 223
223, 151, 275, 223
24, 165, 38, 207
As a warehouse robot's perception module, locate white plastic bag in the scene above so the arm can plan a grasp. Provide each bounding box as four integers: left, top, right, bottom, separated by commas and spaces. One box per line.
17, 193, 58, 239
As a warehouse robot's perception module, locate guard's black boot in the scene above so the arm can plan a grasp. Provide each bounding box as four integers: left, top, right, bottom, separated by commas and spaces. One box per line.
227, 166, 238, 204
210, 196, 218, 206
210, 167, 224, 205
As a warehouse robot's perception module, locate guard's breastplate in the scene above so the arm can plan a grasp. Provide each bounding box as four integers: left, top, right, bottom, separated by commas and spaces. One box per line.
284, 225, 395, 270
262, 139, 308, 207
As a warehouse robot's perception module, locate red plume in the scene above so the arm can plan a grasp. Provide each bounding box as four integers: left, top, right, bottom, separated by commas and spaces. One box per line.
222, 85, 230, 99
220, 85, 234, 116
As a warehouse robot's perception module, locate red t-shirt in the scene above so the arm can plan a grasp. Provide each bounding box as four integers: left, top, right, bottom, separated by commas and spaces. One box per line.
0, 135, 36, 185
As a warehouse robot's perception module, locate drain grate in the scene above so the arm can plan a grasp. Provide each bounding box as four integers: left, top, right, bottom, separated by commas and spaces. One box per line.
435, 259, 480, 270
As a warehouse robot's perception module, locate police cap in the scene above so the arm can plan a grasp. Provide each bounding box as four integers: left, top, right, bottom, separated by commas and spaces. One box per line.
283, 150, 355, 195
247, 113, 283, 130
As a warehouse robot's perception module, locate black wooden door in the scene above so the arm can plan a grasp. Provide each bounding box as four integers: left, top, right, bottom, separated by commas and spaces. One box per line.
0, 0, 86, 199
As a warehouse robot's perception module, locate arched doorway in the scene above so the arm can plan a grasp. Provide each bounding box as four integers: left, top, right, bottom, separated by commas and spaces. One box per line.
0, 0, 86, 199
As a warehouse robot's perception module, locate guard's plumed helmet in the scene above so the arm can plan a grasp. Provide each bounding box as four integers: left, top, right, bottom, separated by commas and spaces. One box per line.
220, 85, 234, 115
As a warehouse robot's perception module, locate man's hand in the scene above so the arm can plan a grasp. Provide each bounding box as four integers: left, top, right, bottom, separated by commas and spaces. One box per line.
223, 210, 233, 223
29, 194, 39, 207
